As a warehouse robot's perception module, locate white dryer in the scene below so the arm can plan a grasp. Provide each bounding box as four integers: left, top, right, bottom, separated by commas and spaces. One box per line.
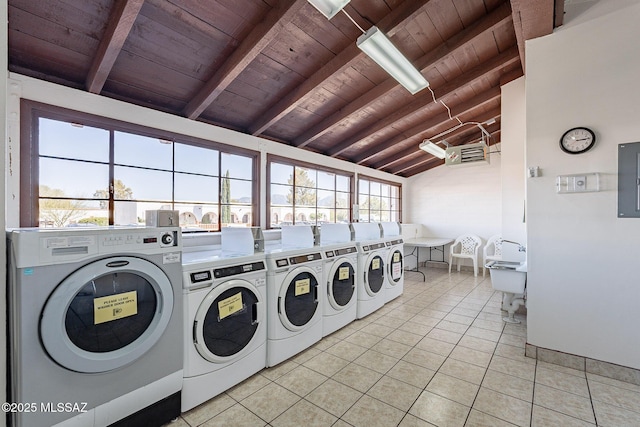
351, 222, 388, 319
321, 242, 358, 337
181, 250, 267, 411
6, 227, 183, 427
265, 246, 324, 367
381, 222, 404, 303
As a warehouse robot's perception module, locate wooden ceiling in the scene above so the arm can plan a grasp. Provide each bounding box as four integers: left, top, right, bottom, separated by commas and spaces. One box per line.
8, 0, 562, 177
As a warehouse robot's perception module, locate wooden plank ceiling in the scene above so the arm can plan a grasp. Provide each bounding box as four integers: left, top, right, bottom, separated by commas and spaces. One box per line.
7, 0, 561, 177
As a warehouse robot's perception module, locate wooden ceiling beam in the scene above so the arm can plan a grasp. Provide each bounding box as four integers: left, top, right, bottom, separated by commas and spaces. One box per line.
248, 0, 428, 136
510, 0, 555, 72
182, 0, 306, 120
326, 45, 519, 157
86, 0, 144, 94
355, 86, 501, 165
293, 2, 513, 149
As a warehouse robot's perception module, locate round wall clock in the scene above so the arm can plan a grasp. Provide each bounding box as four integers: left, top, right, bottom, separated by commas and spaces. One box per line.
560, 127, 596, 154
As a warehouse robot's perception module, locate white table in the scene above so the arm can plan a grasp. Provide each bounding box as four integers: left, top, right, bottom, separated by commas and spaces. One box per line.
404, 237, 454, 281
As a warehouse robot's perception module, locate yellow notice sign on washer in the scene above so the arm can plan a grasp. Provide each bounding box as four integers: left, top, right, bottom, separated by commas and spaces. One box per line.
394, 253, 400, 263
218, 292, 243, 320
295, 278, 310, 296
94, 291, 138, 325
372, 258, 380, 270
338, 266, 350, 280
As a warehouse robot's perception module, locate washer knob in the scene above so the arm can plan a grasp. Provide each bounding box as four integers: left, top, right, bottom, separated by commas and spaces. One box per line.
161, 233, 174, 245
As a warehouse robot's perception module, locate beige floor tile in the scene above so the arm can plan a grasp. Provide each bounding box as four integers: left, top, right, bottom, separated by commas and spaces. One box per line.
367, 375, 422, 411
327, 325, 356, 340
533, 384, 595, 423
305, 379, 363, 417
303, 352, 350, 377
473, 387, 532, 427
430, 303, 456, 313
535, 365, 590, 397
182, 392, 236, 426
398, 413, 438, 426
342, 394, 406, 427
449, 345, 492, 368
359, 322, 396, 338
165, 417, 190, 427
402, 347, 447, 371
291, 346, 322, 364
270, 399, 337, 427
202, 403, 267, 427
240, 382, 300, 422
499, 333, 526, 348
371, 337, 412, 359
489, 355, 536, 382
312, 335, 341, 351
457, 335, 497, 354
354, 349, 400, 374
531, 405, 596, 427
443, 312, 475, 326
536, 360, 584, 377
426, 373, 479, 406
409, 391, 471, 427
503, 323, 527, 338
344, 330, 384, 348
437, 320, 471, 334
439, 358, 487, 385
410, 314, 441, 327
465, 326, 502, 342
450, 307, 480, 318
325, 340, 368, 362
274, 364, 328, 397
589, 380, 640, 413
226, 373, 272, 401
397, 320, 433, 336
373, 315, 406, 329
494, 343, 531, 363
420, 308, 448, 320
387, 309, 417, 321
427, 328, 463, 344
465, 409, 519, 427
386, 360, 436, 389
333, 362, 383, 393
386, 329, 424, 346
415, 336, 456, 356
587, 372, 640, 393
261, 359, 299, 381
471, 318, 505, 333
482, 369, 534, 402
593, 399, 640, 426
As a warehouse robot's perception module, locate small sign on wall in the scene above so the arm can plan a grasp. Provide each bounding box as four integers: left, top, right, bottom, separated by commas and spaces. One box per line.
618, 142, 640, 217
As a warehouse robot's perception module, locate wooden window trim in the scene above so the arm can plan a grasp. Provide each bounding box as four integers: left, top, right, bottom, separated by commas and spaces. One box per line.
357, 174, 403, 223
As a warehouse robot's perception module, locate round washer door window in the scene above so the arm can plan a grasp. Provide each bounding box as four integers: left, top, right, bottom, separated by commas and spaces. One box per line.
364, 253, 385, 297
40, 256, 174, 374
388, 249, 404, 285
193, 279, 264, 364
278, 266, 319, 331
327, 259, 355, 310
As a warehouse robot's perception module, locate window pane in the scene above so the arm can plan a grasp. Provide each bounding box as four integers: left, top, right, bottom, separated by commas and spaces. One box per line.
271, 184, 293, 206
358, 195, 370, 209
358, 210, 370, 222
115, 166, 172, 200
40, 158, 109, 199
175, 143, 218, 175
114, 131, 173, 169
39, 199, 107, 228
39, 118, 109, 162
271, 163, 293, 185
379, 197, 389, 210
390, 197, 399, 211
316, 208, 331, 224
295, 167, 316, 188
295, 188, 316, 207
295, 208, 314, 223
174, 203, 218, 231
391, 185, 399, 198
358, 179, 369, 195
381, 184, 390, 198
370, 181, 381, 196
227, 178, 252, 205
317, 190, 334, 207
336, 191, 349, 209
271, 207, 293, 227
335, 209, 350, 223
222, 153, 253, 180
379, 210, 390, 222
317, 171, 335, 190
337, 175, 350, 192
175, 173, 218, 203
390, 210, 400, 222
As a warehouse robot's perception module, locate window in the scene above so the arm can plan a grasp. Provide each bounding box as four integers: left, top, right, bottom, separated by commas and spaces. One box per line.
22, 102, 258, 230
357, 176, 401, 223
268, 156, 352, 228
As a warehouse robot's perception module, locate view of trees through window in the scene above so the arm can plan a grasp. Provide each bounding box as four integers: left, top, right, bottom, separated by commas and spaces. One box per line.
357, 177, 401, 223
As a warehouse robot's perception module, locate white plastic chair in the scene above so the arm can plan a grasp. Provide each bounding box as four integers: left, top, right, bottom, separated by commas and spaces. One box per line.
449, 234, 482, 276
482, 235, 503, 277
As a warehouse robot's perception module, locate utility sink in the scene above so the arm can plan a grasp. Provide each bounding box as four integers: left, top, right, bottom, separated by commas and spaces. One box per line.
486, 260, 527, 293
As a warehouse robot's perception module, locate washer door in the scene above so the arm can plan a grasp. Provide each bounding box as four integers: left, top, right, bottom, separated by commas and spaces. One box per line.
387, 247, 404, 285
193, 279, 264, 364
278, 266, 319, 331
364, 252, 385, 297
40, 256, 174, 373
327, 258, 356, 310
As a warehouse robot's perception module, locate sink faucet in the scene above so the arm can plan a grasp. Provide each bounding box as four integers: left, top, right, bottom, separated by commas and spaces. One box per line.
502, 239, 526, 252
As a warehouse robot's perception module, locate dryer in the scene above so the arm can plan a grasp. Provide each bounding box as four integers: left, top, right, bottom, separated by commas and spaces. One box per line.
265, 245, 324, 367
181, 249, 267, 411
381, 222, 405, 303
7, 227, 183, 427
351, 223, 388, 319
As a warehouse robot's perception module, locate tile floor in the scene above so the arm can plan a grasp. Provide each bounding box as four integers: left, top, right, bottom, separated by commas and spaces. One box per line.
166, 267, 640, 427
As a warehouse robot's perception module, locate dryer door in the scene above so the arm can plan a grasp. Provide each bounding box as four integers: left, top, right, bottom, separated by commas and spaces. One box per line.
327, 258, 356, 310
278, 266, 319, 331
40, 256, 174, 373
364, 252, 385, 297
387, 247, 404, 285
193, 279, 264, 364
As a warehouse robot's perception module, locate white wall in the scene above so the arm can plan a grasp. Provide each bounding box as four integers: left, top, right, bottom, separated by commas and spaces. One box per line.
526, 0, 640, 369
1, 1, 8, 424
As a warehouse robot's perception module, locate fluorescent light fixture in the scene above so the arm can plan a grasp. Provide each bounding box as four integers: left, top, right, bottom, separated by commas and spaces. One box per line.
357, 26, 429, 94
307, 0, 350, 19
419, 140, 446, 159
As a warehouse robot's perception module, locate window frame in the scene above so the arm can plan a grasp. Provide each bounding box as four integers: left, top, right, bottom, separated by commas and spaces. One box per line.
20, 100, 260, 229
266, 154, 354, 229
356, 174, 402, 223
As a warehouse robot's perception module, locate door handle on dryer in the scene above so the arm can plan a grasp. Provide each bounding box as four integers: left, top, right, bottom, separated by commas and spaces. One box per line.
252, 302, 262, 325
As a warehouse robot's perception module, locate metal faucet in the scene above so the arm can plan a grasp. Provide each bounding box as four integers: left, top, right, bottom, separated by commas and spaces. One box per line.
502, 239, 526, 252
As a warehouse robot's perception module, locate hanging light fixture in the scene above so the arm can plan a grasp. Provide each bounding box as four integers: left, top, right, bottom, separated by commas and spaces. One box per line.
357, 26, 429, 94
306, 0, 351, 19
419, 139, 448, 159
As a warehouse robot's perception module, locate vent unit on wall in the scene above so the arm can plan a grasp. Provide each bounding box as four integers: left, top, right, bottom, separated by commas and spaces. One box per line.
445, 141, 489, 167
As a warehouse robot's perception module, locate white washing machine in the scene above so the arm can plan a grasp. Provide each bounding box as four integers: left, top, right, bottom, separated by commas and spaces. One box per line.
181, 249, 267, 411
351, 223, 388, 319
380, 222, 404, 303
265, 246, 324, 367
321, 242, 358, 337
7, 227, 183, 427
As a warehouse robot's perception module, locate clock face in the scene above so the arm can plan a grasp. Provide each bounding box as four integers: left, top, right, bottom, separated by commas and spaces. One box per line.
560, 127, 595, 154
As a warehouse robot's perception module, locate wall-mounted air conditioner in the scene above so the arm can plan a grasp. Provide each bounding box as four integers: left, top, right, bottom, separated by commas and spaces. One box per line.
445, 141, 489, 167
